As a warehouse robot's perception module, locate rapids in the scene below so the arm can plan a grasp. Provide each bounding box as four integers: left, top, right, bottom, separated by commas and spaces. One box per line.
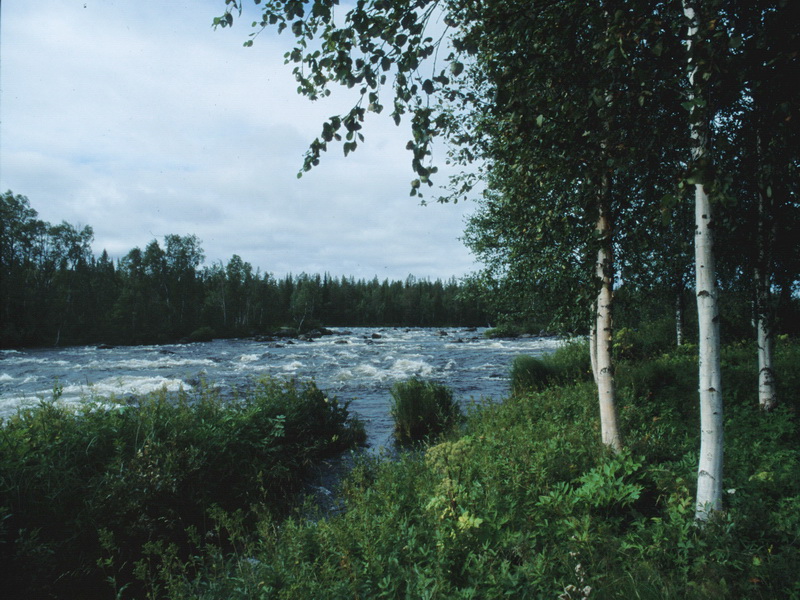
0, 327, 560, 448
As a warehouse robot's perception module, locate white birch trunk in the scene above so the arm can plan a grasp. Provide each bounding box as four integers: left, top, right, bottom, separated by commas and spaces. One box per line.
594, 83, 620, 451
755, 234, 778, 411
595, 209, 621, 452
684, 0, 723, 521
756, 307, 777, 410
675, 289, 685, 347
755, 134, 778, 411
693, 180, 724, 520
755, 231, 778, 411
589, 320, 599, 386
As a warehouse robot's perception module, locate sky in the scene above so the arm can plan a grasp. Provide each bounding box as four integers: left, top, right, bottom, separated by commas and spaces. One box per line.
0, 0, 479, 282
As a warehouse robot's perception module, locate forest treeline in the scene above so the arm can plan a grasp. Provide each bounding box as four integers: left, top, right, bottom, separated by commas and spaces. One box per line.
0, 191, 490, 348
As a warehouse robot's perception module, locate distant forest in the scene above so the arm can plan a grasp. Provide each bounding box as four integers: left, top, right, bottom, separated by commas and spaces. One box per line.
1, 192, 491, 348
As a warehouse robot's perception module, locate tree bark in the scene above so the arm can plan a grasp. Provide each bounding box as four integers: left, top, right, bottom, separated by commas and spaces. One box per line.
756, 301, 777, 410
693, 178, 724, 520
675, 284, 685, 347
595, 197, 621, 452
684, 0, 723, 521
589, 318, 599, 386
755, 133, 778, 411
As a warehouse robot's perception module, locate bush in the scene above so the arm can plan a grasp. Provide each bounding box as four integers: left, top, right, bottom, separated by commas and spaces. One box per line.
0, 377, 365, 599
390, 378, 461, 444
6, 342, 799, 599
484, 321, 550, 338
615, 353, 697, 405
612, 318, 686, 361
510, 354, 558, 393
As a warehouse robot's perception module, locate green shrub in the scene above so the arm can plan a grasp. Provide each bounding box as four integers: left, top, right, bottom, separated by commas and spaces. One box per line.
5, 341, 799, 600
390, 378, 461, 444
613, 317, 685, 361
239, 340, 795, 600
132, 342, 800, 600
616, 353, 697, 404
0, 377, 364, 599
484, 321, 550, 338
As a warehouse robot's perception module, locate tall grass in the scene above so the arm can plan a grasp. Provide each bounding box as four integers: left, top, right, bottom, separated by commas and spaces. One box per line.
390, 378, 462, 444
510, 339, 592, 394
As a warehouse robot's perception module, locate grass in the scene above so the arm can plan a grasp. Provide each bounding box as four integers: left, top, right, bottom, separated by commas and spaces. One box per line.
390, 378, 462, 444
510, 338, 593, 394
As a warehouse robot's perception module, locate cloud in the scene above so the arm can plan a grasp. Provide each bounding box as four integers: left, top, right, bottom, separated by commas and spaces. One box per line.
0, 0, 478, 281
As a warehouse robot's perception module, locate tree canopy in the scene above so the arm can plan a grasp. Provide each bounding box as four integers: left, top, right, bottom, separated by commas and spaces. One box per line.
217, 0, 799, 518
0, 191, 489, 348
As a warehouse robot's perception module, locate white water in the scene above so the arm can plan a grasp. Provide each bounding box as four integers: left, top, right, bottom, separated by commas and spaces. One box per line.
0, 327, 560, 448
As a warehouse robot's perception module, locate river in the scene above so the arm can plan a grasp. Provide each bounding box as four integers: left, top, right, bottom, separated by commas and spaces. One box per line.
0, 327, 560, 448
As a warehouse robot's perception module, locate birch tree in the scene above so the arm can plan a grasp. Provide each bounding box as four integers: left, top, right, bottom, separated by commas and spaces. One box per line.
451, 2, 637, 452
214, 0, 689, 453
456, 2, 686, 451
214, 2, 796, 486
682, 0, 726, 520
721, 0, 800, 411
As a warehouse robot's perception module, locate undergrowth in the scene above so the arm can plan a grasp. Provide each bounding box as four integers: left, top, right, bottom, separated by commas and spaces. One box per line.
0, 377, 365, 599
2, 339, 799, 599
154, 338, 799, 600
510, 339, 592, 393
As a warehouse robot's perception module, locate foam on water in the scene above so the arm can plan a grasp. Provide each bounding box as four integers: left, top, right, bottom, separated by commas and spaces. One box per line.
236, 362, 272, 373
59, 376, 192, 400
8, 357, 72, 367
0, 376, 192, 419
0, 329, 563, 444
334, 369, 354, 382
390, 358, 435, 378
238, 354, 262, 363
86, 357, 217, 370
353, 363, 382, 379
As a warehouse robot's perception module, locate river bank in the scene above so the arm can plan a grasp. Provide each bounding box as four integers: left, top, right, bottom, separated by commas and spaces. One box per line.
160, 337, 800, 599
0, 327, 562, 447
2, 338, 798, 598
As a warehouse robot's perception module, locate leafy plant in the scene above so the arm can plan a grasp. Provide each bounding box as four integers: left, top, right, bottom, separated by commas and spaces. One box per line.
188, 326, 216, 342
163, 339, 799, 600
0, 377, 364, 598
4, 341, 799, 599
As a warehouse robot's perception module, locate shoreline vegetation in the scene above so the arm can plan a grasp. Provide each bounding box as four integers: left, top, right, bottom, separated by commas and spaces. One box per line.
0, 378, 367, 598
1, 332, 798, 598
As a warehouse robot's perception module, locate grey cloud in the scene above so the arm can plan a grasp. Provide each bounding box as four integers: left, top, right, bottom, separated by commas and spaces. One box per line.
1, 0, 478, 282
